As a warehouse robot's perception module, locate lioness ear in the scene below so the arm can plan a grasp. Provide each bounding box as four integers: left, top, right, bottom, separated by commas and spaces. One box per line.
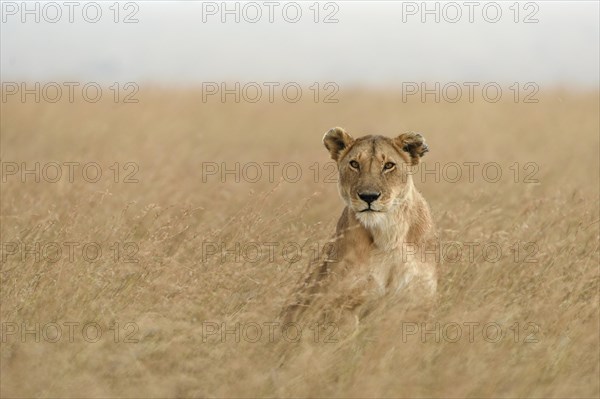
394, 132, 429, 165
323, 127, 354, 161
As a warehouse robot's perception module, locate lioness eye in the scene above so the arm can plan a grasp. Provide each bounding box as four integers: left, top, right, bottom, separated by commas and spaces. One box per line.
384, 162, 395, 170
349, 160, 360, 169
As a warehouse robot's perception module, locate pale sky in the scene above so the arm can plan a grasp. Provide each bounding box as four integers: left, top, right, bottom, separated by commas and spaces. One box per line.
1, 1, 599, 87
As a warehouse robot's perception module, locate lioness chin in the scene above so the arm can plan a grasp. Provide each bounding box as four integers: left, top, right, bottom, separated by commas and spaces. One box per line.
282, 127, 437, 324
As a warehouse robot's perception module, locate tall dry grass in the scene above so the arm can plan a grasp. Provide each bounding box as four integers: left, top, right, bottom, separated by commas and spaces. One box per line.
1, 88, 598, 397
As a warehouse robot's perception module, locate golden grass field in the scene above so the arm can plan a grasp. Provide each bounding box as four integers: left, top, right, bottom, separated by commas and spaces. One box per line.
1, 87, 599, 398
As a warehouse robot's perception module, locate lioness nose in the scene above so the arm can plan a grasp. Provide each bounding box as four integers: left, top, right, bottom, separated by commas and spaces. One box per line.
358, 192, 381, 204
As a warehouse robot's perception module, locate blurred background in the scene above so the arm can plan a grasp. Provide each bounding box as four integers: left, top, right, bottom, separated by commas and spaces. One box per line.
2, 1, 599, 86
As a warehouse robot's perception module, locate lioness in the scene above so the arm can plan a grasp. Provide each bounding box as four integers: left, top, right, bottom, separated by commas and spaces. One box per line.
282, 127, 436, 323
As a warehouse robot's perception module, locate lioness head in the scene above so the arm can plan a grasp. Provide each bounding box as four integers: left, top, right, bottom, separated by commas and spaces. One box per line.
323, 127, 428, 222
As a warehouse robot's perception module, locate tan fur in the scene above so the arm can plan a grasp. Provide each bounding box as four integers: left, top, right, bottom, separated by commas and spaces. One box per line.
282, 127, 437, 324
